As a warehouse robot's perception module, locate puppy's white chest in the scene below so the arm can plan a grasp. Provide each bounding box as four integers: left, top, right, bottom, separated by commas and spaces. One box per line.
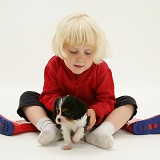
62, 114, 87, 132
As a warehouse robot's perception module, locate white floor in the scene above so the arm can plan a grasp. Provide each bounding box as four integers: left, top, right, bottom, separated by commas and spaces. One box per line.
1, 1, 160, 160
1, 129, 160, 160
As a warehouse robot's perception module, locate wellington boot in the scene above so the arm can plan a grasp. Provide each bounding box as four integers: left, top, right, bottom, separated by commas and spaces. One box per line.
0, 114, 38, 136
122, 115, 160, 135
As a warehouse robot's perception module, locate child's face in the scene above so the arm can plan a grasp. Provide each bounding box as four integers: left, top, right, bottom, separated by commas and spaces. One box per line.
64, 45, 94, 74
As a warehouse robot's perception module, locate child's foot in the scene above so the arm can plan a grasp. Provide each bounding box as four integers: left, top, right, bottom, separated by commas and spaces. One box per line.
123, 115, 160, 135
37, 130, 55, 145
85, 122, 115, 149
0, 114, 14, 135
85, 132, 114, 149
37, 129, 62, 145
0, 114, 38, 136
36, 117, 62, 145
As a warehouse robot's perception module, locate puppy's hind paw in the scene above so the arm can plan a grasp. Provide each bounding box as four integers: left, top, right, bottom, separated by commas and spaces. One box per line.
61, 144, 72, 150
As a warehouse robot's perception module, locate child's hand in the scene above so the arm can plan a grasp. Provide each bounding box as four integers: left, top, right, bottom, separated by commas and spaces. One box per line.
86, 109, 96, 130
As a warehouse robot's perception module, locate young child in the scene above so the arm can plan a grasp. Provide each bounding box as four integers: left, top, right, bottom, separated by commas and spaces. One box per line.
0, 13, 160, 149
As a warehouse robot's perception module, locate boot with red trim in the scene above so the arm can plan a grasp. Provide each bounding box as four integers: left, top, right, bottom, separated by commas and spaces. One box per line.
122, 115, 160, 135
0, 114, 38, 136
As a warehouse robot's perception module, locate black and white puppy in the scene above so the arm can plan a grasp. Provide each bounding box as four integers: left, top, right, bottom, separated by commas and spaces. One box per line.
53, 95, 89, 150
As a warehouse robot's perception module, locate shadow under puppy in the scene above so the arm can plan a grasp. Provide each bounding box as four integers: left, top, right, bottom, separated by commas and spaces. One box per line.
53, 95, 89, 150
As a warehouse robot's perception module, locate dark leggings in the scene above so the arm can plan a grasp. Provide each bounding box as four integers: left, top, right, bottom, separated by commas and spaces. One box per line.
17, 91, 138, 122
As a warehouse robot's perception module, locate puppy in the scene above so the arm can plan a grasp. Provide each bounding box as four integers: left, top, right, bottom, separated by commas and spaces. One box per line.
53, 95, 89, 150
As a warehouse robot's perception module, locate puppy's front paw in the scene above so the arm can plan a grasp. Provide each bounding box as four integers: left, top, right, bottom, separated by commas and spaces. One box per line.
72, 135, 81, 143
61, 144, 72, 150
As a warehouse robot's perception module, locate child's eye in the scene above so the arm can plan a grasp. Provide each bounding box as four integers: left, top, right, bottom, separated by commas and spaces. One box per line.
70, 50, 77, 54
85, 52, 92, 55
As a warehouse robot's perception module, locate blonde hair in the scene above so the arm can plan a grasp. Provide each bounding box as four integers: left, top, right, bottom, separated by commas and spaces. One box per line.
52, 13, 110, 64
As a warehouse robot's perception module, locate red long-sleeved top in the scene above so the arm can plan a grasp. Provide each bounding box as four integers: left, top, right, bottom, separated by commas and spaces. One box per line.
39, 56, 116, 125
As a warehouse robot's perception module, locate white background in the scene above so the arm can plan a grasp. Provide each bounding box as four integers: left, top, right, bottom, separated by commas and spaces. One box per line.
0, 0, 160, 159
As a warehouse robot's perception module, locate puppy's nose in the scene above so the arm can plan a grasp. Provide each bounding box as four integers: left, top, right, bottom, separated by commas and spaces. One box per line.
57, 118, 61, 122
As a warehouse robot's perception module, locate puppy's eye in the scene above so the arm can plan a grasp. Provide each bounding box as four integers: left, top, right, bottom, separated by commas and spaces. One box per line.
56, 110, 60, 114
63, 111, 71, 116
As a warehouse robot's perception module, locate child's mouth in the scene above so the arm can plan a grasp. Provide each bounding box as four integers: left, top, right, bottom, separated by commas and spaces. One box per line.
74, 65, 84, 68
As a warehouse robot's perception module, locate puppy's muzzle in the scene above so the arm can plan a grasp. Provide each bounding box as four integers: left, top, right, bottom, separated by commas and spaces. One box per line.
56, 115, 72, 125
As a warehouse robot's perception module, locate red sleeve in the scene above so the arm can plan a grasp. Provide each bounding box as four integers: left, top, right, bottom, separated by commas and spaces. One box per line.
88, 64, 116, 125
39, 57, 62, 111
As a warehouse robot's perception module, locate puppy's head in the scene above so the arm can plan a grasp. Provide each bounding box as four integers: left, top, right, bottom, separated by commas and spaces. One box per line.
53, 95, 87, 125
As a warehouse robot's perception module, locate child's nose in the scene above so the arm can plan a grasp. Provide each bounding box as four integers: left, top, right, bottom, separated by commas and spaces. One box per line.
77, 55, 85, 62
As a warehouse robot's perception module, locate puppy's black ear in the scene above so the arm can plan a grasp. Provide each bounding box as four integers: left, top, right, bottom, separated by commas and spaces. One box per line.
69, 96, 87, 120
